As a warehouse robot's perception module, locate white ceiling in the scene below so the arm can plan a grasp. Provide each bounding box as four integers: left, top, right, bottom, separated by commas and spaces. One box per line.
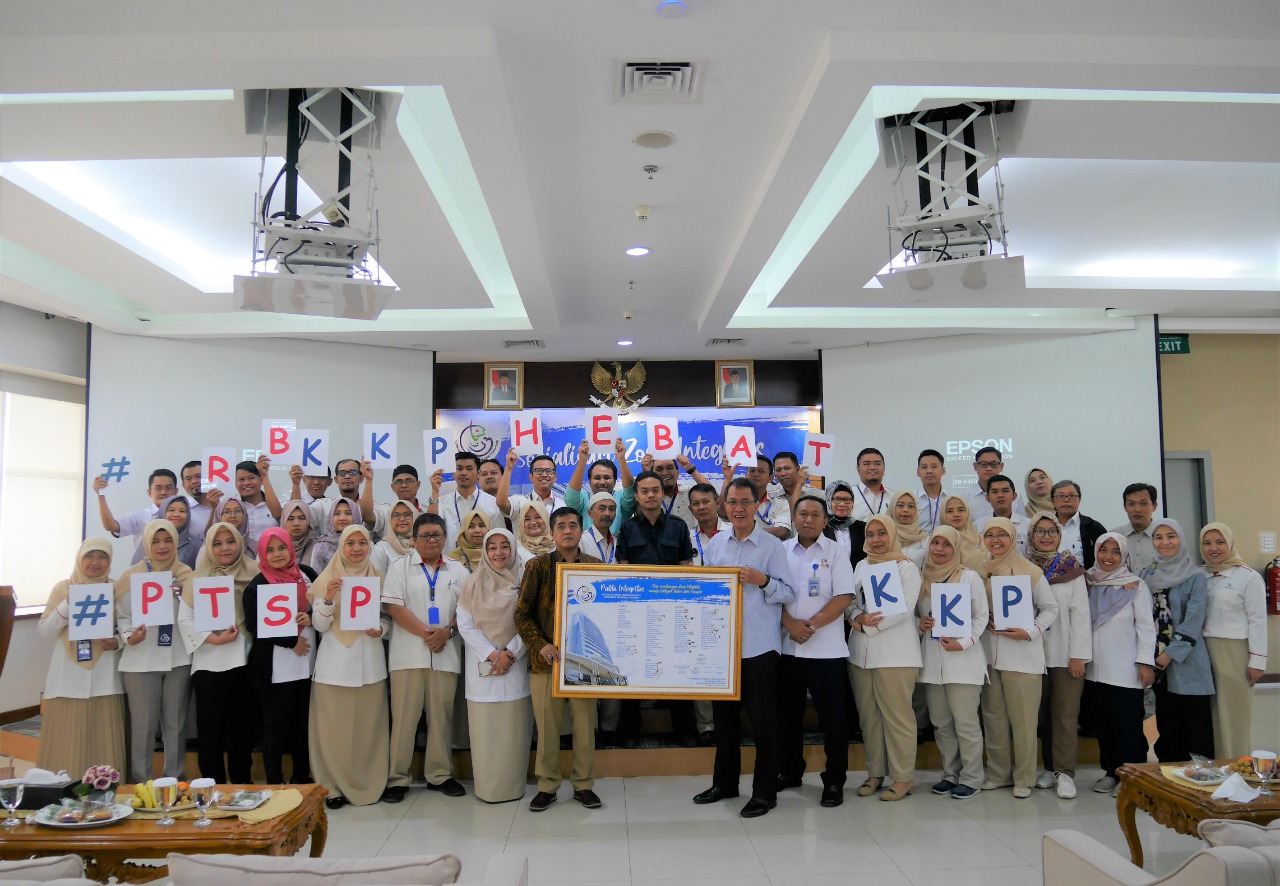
0, 0, 1276, 361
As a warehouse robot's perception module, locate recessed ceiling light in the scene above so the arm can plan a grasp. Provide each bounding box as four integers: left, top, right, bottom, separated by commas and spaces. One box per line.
617, 339, 634, 346
626, 246, 650, 256
656, 0, 688, 17
633, 130, 675, 149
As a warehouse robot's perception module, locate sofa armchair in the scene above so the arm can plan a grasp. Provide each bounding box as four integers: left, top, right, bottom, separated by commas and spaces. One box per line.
1042, 829, 1278, 886
166, 851, 529, 885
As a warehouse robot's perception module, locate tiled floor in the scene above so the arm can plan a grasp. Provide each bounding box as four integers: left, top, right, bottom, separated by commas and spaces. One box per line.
305, 765, 1206, 885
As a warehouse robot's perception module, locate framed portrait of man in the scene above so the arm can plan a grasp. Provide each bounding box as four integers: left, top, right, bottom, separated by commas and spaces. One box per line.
484, 362, 524, 410
715, 360, 755, 408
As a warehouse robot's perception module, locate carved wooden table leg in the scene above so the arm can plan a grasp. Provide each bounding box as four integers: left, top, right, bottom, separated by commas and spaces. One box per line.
1115, 781, 1143, 868
309, 807, 329, 858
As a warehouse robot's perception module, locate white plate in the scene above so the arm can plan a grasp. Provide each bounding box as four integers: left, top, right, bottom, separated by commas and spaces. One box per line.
216, 789, 271, 811
34, 803, 134, 828
1177, 766, 1226, 785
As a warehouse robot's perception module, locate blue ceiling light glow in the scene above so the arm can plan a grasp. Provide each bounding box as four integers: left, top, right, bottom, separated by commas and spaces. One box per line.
656, 0, 688, 18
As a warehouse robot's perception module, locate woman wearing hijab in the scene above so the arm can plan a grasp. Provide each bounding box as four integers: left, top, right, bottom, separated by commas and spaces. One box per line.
1148, 518, 1214, 762
1084, 533, 1156, 794
115, 519, 194, 783
457, 527, 534, 803
132, 495, 198, 569
890, 491, 927, 568
915, 526, 988, 801
372, 500, 420, 574
308, 524, 391, 808
37, 538, 127, 776
244, 528, 319, 784
447, 509, 491, 575
514, 500, 553, 565
308, 497, 359, 573
940, 496, 986, 572
1022, 469, 1054, 520
280, 500, 319, 571
1199, 522, 1268, 759
847, 515, 922, 801
201, 497, 256, 561
179, 522, 261, 783
978, 517, 1058, 799
1026, 512, 1091, 800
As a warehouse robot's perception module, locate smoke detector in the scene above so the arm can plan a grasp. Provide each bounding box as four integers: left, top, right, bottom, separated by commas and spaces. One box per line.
635, 204, 650, 221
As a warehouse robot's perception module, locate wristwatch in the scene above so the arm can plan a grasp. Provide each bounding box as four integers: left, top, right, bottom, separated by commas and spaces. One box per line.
428, 497, 438, 505
448, 625, 457, 638
759, 575, 770, 589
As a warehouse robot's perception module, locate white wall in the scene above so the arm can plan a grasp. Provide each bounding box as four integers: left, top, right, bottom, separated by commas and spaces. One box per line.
86, 329, 434, 566
820, 317, 1162, 530
0, 301, 87, 403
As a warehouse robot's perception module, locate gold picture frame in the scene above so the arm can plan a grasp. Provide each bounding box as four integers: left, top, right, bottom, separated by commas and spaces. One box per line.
483, 362, 524, 410
715, 359, 755, 408
552, 563, 743, 701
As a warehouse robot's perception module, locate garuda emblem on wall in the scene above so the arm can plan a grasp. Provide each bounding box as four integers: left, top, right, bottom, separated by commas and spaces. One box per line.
589, 360, 648, 413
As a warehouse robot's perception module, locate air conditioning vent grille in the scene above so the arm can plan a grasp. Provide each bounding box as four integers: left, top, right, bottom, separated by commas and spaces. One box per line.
613, 60, 705, 103
503, 339, 544, 349
705, 338, 746, 347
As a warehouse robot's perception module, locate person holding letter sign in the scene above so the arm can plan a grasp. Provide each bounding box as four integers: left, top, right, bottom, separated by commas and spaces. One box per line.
115, 519, 194, 783
1084, 534, 1156, 795
308, 524, 391, 808
36, 538, 127, 777
179, 522, 261, 784
243, 528, 319, 785
978, 518, 1058, 799
915, 526, 989, 800
847, 515, 922, 802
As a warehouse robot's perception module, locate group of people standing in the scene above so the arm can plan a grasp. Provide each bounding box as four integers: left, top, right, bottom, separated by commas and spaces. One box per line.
35, 439, 1269, 821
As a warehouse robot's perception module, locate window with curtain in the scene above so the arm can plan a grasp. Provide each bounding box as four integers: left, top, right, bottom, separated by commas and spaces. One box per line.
0, 392, 86, 609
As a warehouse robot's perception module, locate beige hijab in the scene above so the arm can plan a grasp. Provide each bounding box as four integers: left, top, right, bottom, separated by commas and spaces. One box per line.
515, 500, 554, 555
114, 519, 195, 603
309, 524, 382, 647
447, 509, 491, 573
920, 525, 966, 599
978, 516, 1045, 586
890, 490, 926, 546
863, 514, 910, 565
190, 522, 260, 626
382, 501, 421, 558
458, 528, 522, 650
1199, 522, 1249, 574
44, 538, 115, 669
1023, 467, 1055, 516
941, 495, 986, 571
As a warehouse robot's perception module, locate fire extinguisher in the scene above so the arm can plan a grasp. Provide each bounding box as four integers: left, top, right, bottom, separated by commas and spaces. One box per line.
1266, 556, 1280, 616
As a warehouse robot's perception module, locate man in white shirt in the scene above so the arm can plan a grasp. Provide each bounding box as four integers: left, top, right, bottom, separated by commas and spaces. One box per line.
497, 450, 564, 519
287, 465, 334, 504
974, 474, 1030, 555
231, 458, 283, 550
745, 455, 792, 540
179, 460, 214, 541
427, 453, 501, 551
581, 491, 618, 563
851, 448, 891, 522
92, 467, 178, 547
1112, 482, 1159, 582
1052, 480, 1106, 569
965, 446, 1003, 523
293, 458, 370, 530
914, 448, 947, 533
687, 482, 730, 745
777, 495, 854, 807
382, 513, 468, 802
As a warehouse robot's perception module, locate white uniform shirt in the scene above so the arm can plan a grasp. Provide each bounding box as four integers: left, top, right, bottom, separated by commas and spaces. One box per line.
437, 488, 501, 552
505, 492, 565, 519
851, 484, 891, 523
848, 559, 923, 669
40, 600, 123, 699
241, 499, 278, 552
690, 520, 731, 566
1057, 513, 1083, 561
915, 489, 945, 533
116, 572, 192, 672
456, 603, 530, 703
186, 499, 214, 541
178, 596, 248, 674
1085, 583, 1156, 688
976, 512, 1031, 556
1042, 573, 1093, 668
114, 504, 160, 544
965, 484, 994, 523
581, 526, 616, 564
916, 568, 989, 686
663, 488, 697, 536
371, 538, 411, 576
756, 494, 794, 540
980, 574, 1059, 674
1202, 566, 1269, 670
382, 553, 465, 674
901, 540, 927, 569
781, 535, 853, 659
311, 598, 389, 687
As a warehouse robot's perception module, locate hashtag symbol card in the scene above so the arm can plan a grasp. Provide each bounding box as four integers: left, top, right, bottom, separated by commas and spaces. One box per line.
68, 584, 116, 640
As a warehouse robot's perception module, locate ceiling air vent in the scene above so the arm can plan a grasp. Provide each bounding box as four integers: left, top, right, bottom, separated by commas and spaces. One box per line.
613, 60, 705, 103
705, 338, 746, 347
503, 339, 544, 349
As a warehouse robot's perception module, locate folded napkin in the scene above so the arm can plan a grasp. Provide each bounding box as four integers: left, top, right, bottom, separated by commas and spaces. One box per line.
21, 768, 70, 784
1212, 772, 1262, 803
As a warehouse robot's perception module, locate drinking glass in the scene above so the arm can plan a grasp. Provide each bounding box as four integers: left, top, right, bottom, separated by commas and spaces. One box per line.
190, 778, 217, 827
1251, 750, 1277, 798
0, 780, 23, 827
152, 776, 179, 826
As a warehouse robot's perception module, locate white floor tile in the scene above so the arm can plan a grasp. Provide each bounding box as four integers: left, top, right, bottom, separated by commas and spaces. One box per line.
770, 874, 913, 886
627, 819, 764, 881
378, 836, 508, 879
904, 866, 1043, 886
869, 816, 1029, 871
312, 836, 388, 858
624, 775, 742, 823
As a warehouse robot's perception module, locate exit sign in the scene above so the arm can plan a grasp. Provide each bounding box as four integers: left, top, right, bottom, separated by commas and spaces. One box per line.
1158, 334, 1190, 355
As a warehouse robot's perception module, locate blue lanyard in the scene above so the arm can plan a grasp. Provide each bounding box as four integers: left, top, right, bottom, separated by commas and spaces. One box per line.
419, 561, 440, 603
695, 532, 705, 564
924, 494, 940, 529
757, 499, 774, 526
858, 486, 884, 515
663, 495, 674, 515
587, 527, 614, 563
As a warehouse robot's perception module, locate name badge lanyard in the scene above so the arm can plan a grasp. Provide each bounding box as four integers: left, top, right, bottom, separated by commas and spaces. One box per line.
808, 562, 821, 598
757, 499, 775, 526
420, 562, 442, 625
925, 495, 940, 530
858, 487, 884, 516
144, 561, 176, 647
588, 527, 615, 564
663, 495, 675, 515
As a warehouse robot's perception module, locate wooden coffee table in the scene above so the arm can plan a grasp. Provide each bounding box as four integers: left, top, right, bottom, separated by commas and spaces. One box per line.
0, 783, 328, 884
1116, 762, 1280, 867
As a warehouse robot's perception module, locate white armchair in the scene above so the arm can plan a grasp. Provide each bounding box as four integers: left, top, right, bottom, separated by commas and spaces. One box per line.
1042, 830, 1277, 886
166, 851, 529, 886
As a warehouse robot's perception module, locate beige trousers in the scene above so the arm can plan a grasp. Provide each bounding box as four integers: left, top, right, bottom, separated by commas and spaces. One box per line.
982, 668, 1042, 790
1206, 637, 1254, 760
530, 671, 597, 792
388, 667, 458, 787
1041, 667, 1084, 775
925, 683, 984, 788
850, 664, 918, 784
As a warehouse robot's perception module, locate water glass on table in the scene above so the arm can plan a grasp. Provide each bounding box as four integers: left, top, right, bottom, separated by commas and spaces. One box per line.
152, 776, 179, 826
190, 778, 217, 827
0, 780, 23, 827
1251, 750, 1277, 798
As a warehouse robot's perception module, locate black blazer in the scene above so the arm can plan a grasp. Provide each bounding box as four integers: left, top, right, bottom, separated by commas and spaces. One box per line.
242, 566, 318, 689
824, 520, 868, 571
1078, 514, 1107, 569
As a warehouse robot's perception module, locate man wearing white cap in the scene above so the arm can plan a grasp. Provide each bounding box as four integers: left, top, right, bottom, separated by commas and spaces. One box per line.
581, 491, 618, 564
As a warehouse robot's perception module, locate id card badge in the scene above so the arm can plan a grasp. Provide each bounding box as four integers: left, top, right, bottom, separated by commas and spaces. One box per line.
427, 606, 441, 626
807, 564, 821, 598
76, 640, 93, 661
157, 624, 173, 647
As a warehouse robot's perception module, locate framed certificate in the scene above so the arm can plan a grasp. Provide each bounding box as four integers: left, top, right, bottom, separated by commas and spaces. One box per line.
552, 564, 742, 701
